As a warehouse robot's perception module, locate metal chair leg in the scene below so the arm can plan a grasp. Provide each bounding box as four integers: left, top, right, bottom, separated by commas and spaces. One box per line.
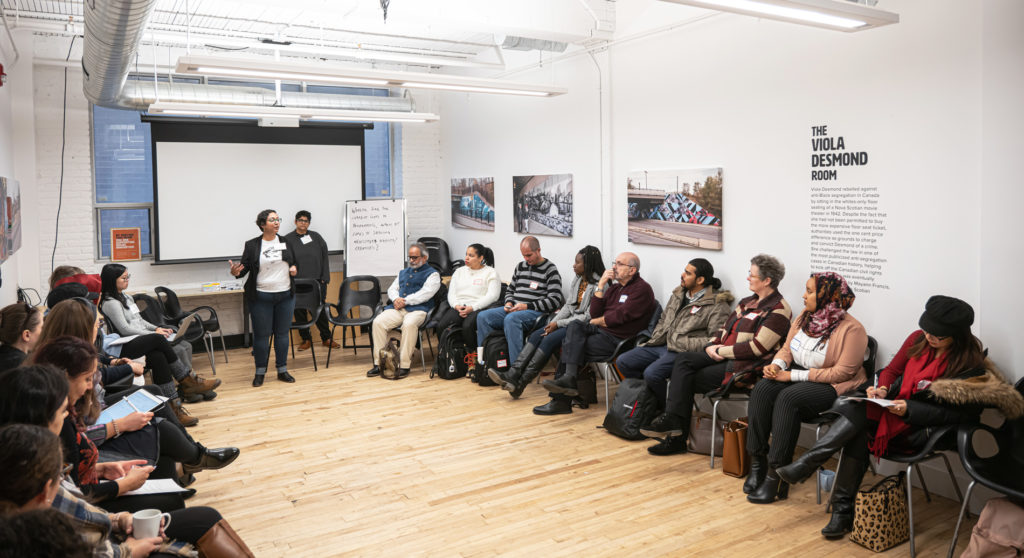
217, 329, 228, 363
419, 331, 426, 372
915, 463, 932, 503
309, 336, 318, 372
939, 453, 964, 503
326, 325, 336, 368
906, 463, 917, 558
710, 398, 721, 469
947, 481, 976, 558
601, 363, 612, 414
815, 423, 824, 505
290, 330, 296, 360
204, 333, 217, 374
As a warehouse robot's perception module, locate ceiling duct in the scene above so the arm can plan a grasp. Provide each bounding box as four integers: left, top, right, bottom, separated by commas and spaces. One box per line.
82, 0, 160, 108
501, 36, 569, 53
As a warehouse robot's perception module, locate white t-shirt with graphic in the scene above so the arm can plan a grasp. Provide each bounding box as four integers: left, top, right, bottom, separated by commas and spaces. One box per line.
257, 238, 291, 292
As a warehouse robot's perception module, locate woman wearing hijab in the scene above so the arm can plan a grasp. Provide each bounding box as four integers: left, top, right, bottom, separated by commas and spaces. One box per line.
775, 295, 1024, 541
744, 272, 867, 503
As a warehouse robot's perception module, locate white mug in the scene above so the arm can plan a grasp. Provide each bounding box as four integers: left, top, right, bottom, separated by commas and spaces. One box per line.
132, 508, 171, 539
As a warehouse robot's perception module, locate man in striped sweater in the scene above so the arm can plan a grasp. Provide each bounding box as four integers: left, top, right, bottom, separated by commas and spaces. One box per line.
476, 236, 564, 363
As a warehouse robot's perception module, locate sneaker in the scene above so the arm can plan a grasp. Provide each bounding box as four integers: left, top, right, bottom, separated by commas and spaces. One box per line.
639, 413, 684, 438
647, 435, 687, 456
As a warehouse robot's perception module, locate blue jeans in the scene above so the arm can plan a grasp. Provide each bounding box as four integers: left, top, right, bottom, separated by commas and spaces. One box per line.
476, 307, 543, 363
526, 325, 568, 358
615, 345, 676, 404
250, 290, 295, 371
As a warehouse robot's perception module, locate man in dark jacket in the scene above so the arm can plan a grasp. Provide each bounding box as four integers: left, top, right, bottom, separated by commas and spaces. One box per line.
284, 210, 340, 351
535, 251, 656, 416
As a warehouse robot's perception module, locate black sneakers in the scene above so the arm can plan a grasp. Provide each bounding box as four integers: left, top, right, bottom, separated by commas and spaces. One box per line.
647, 436, 687, 456
639, 413, 685, 438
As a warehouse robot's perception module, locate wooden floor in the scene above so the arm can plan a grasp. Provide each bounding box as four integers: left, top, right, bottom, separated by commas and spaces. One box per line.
185, 337, 973, 557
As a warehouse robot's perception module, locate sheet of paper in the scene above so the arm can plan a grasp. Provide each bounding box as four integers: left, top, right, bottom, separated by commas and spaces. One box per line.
106, 335, 140, 346
122, 478, 190, 496
842, 396, 897, 407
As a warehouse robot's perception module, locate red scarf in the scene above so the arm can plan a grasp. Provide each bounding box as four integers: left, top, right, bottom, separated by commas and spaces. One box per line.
868, 349, 948, 457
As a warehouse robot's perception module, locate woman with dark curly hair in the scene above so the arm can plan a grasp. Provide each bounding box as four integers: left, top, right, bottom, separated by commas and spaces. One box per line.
229, 209, 298, 387
744, 272, 867, 504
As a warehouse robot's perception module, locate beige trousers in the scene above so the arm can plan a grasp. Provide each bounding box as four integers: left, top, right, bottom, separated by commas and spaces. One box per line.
371, 308, 427, 368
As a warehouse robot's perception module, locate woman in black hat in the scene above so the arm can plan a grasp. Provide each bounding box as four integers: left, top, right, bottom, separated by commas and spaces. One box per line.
773, 295, 1024, 541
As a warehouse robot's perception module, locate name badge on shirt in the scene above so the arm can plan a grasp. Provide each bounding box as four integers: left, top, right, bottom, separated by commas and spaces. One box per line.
790, 337, 802, 351
744, 312, 759, 320
128, 302, 141, 315
529, 281, 539, 290
274, 243, 287, 251
619, 294, 628, 303
473, 278, 483, 285
300, 235, 313, 245
691, 306, 701, 314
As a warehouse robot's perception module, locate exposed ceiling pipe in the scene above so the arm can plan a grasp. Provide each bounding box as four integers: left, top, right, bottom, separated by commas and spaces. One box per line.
82, 0, 160, 108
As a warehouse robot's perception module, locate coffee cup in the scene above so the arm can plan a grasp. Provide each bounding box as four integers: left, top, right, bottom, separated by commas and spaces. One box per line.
132, 508, 171, 539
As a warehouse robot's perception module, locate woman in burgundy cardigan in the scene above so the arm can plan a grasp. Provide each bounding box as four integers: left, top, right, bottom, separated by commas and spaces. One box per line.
641, 254, 793, 456
776, 295, 1024, 541
744, 272, 867, 504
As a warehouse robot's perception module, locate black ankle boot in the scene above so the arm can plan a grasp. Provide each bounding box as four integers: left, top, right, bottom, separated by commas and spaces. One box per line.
821, 511, 855, 539
541, 367, 578, 396
507, 350, 550, 399
533, 398, 572, 415
490, 342, 537, 387
743, 455, 767, 494
747, 468, 789, 504
777, 416, 860, 485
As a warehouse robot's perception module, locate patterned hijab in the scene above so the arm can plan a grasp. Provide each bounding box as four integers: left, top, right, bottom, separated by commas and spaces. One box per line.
801, 272, 855, 341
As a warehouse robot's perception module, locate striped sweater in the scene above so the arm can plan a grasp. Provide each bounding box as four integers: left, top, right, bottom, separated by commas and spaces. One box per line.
714, 290, 793, 374
504, 259, 564, 313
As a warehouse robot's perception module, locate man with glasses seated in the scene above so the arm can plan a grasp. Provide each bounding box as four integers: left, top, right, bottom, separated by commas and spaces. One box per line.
536, 252, 656, 415
284, 210, 340, 352
367, 243, 441, 379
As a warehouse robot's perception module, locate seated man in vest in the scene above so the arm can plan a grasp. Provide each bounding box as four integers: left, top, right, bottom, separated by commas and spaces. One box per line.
615, 258, 734, 408
475, 236, 563, 364
537, 252, 656, 415
367, 243, 441, 379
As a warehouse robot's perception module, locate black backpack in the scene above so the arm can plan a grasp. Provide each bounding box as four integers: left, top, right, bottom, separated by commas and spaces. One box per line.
603, 378, 659, 440
430, 326, 472, 380
471, 331, 507, 386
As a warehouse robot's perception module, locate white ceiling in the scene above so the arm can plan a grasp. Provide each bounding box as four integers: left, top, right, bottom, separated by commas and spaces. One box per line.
2, 0, 616, 71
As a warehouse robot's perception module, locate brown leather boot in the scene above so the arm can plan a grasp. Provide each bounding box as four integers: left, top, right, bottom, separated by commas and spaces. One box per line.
196, 519, 255, 558
180, 373, 221, 398
297, 339, 312, 351
171, 398, 199, 427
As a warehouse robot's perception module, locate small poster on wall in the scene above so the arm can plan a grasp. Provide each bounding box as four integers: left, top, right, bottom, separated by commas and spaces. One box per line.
451, 177, 495, 231
627, 168, 723, 250
512, 174, 573, 237
110, 227, 142, 262
0, 177, 21, 264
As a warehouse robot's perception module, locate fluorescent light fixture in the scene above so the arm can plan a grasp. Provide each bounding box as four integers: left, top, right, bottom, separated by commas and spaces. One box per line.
657, 0, 898, 32
176, 55, 567, 97
147, 101, 440, 123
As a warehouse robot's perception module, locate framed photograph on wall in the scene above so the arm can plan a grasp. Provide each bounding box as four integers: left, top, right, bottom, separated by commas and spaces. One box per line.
451, 177, 495, 231
110, 227, 143, 262
627, 168, 723, 250
512, 174, 573, 237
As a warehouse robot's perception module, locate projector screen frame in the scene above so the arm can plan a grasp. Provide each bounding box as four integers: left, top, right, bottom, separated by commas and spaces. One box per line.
143, 117, 370, 265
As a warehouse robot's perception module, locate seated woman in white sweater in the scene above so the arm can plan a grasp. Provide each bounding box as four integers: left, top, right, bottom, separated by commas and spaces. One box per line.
434, 244, 501, 347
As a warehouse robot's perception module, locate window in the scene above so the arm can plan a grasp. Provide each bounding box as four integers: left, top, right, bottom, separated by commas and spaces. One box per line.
91, 81, 400, 259
92, 105, 155, 259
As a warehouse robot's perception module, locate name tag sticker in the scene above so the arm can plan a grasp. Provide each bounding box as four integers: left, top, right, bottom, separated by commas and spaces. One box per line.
300, 236, 313, 245
473, 278, 483, 285
790, 338, 802, 351
497, 359, 508, 368
619, 294, 628, 303
274, 243, 287, 251
691, 306, 701, 314
128, 303, 141, 314
529, 281, 539, 290
744, 312, 759, 320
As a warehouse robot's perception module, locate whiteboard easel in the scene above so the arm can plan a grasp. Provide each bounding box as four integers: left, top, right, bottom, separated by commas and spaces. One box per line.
343, 199, 407, 278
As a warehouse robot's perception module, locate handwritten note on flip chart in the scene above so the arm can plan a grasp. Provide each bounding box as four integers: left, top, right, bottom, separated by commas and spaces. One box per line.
344, 199, 406, 278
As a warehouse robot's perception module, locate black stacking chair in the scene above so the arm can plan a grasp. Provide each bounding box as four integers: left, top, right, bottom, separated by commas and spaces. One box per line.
289, 279, 325, 371
325, 276, 382, 368
155, 286, 228, 366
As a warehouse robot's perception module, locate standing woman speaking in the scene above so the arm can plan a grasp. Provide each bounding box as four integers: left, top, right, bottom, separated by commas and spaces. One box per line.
230, 209, 298, 387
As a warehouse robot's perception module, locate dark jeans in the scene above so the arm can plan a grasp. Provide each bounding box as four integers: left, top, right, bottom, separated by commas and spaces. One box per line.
526, 325, 568, 358
101, 386, 201, 466
615, 345, 676, 406
435, 307, 483, 347
118, 334, 180, 384
251, 290, 295, 371
549, 321, 623, 402
746, 379, 838, 466
295, 282, 330, 342
665, 351, 729, 425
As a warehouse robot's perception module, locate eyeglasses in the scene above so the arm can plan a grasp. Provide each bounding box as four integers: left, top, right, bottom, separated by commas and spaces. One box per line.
296, 219, 310, 224
613, 261, 635, 268
266, 218, 282, 224
408, 254, 426, 260
119, 274, 131, 281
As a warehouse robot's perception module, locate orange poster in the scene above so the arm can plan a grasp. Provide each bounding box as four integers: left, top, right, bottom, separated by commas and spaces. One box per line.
110, 227, 142, 262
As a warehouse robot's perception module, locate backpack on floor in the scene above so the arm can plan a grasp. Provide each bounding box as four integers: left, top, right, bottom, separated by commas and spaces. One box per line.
430, 326, 472, 380
472, 331, 507, 387
603, 378, 659, 440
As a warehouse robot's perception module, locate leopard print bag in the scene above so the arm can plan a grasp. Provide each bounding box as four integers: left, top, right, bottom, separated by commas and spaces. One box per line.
848, 472, 910, 552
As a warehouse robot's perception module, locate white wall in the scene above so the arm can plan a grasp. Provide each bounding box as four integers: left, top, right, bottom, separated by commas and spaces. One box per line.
0, 33, 15, 304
